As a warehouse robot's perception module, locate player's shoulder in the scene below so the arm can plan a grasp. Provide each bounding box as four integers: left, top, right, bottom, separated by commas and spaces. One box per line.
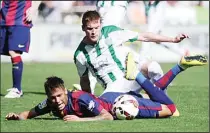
37, 99, 48, 109
74, 41, 87, 60
71, 90, 92, 101
71, 90, 87, 98
34, 98, 51, 114
101, 25, 123, 38
74, 41, 86, 54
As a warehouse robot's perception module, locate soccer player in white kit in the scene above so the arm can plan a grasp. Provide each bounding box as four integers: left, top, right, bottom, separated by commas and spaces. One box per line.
73, 1, 130, 94
82, 1, 163, 94
74, 10, 189, 95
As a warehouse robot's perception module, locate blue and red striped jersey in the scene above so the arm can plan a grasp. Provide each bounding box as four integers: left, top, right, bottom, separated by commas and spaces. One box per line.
34, 90, 144, 118
34, 90, 117, 118
0, 0, 32, 27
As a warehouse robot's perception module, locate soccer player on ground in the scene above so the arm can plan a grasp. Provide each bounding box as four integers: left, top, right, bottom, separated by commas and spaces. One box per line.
5, 54, 207, 121
74, 10, 189, 95
0, 1, 42, 98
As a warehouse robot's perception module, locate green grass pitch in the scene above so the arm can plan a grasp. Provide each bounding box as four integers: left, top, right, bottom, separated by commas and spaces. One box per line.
0, 62, 209, 132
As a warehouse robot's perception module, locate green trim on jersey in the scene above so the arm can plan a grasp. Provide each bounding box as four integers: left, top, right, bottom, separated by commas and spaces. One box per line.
97, 1, 105, 7
95, 43, 102, 56
108, 45, 125, 72
129, 36, 138, 42
74, 42, 89, 76
83, 45, 107, 88
111, 0, 114, 6
74, 43, 85, 64
101, 25, 122, 38
144, 1, 160, 17
96, 0, 129, 7
101, 25, 125, 72
74, 42, 107, 87
108, 72, 116, 82
95, 35, 103, 57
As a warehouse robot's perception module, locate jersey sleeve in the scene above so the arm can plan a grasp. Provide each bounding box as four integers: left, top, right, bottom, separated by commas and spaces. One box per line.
74, 51, 89, 77
108, 29, 139, 46
78, 94, 104, 116
102, 25, 139, 46
34, 99, 51, 115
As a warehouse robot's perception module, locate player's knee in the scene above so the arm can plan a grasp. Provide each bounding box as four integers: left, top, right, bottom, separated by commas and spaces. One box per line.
148, 61, 163, 80
166, 104, 177, 114
9, 50, 21, 58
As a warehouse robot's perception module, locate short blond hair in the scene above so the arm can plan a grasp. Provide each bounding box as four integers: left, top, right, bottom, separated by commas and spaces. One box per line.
82, 10, 101, 27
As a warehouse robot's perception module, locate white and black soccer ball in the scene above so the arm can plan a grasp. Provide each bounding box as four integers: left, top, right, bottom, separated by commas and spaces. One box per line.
112, 94, 139, 120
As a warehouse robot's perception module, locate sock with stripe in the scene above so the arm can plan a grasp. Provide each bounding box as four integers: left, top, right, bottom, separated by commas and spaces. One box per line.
11, 56, 23, 92
154, 64, 183, 90
135, 72, 176, 113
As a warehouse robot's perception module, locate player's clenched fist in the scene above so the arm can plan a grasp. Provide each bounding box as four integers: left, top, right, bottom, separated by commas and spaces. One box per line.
173, 33, 189, 43
5, 113, 20, 120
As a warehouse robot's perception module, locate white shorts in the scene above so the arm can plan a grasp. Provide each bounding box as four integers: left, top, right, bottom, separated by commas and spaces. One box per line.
101, 77, 142, 96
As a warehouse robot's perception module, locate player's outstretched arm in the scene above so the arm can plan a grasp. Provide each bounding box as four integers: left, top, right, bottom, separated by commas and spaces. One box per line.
63, 109, 113, 122
138, 32, 189, 43
5, 108, 38, 120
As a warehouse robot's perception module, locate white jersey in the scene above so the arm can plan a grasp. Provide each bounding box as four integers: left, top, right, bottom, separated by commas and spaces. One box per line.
74, 25, 139, 90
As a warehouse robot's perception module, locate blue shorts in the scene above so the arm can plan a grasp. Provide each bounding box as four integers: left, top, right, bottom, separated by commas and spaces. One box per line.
0, 26, 31, 55
134, 97, 162, 118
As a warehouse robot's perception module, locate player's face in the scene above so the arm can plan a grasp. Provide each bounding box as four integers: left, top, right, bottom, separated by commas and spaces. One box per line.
84, 19, 101, 43
47, 87, 68, 111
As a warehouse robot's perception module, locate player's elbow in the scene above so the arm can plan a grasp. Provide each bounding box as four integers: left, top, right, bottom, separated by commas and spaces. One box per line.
100, 109, 114, 120
103, 112, 114, 120
104, 113, 114, 120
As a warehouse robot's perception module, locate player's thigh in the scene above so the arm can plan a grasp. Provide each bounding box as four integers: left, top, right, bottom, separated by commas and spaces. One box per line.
8, 26, 31, 54
0, 26, 9, 55
135, 98, 162, 118
103, 78, 142, 94
103, 80, 128, 94
138, 59, 150, 78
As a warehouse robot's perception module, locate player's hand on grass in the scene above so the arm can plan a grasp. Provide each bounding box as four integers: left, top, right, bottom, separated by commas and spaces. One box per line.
63, 115, 80, 122
173, 33, 189, 43
5, 113, 20, 120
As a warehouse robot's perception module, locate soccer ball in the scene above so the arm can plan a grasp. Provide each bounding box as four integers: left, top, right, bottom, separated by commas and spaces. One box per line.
112, 94, 139, 120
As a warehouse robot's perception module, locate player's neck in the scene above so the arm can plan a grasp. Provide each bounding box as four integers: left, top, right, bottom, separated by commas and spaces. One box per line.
83, 36, 97, 46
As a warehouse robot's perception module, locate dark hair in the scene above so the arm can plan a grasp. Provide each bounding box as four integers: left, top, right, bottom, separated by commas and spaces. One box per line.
82, 10, 101, 27
44, 76, 65, 95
